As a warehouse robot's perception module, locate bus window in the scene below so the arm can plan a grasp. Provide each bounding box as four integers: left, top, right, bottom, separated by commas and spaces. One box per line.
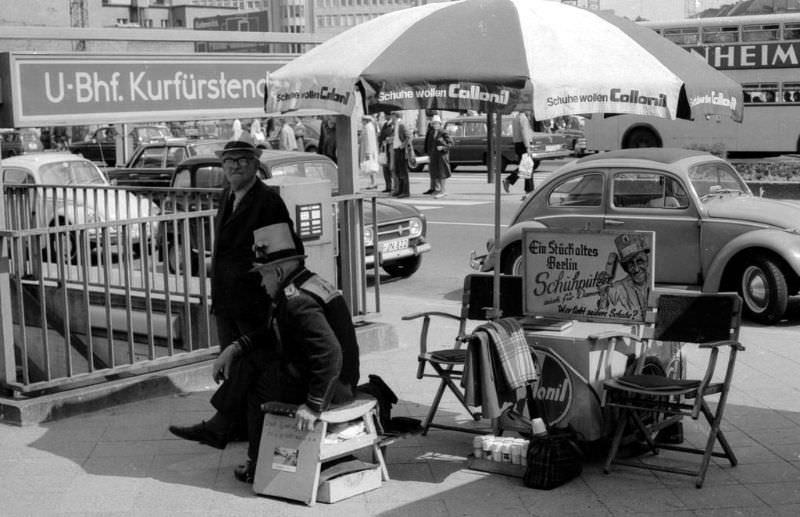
783, 83, 800, 104
743, 24, 779, 42
663, 27, 699, 45
742, 83, 778, 104
784, 23, 800, 40
742, 24, 779, 42
702, 26, 739, 44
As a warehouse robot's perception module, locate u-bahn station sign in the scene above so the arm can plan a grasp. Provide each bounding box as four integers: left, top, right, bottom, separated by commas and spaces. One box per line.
0, 52, 291, 128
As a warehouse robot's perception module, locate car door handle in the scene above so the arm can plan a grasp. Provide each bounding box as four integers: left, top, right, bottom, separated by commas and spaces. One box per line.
606, 219, 624, 225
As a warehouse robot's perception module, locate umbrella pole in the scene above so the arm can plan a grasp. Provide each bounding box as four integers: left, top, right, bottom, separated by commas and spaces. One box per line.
490, 106, 503, 320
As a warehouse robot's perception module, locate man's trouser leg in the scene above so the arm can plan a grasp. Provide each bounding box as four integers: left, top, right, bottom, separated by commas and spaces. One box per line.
210, 346, 273, 426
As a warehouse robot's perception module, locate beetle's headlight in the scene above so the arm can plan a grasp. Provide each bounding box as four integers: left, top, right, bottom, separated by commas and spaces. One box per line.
408, 217, 422, 238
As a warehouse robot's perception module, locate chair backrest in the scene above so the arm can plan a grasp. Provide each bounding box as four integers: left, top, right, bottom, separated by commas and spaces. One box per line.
652, 292, 742, 343
462, 273, 524, 321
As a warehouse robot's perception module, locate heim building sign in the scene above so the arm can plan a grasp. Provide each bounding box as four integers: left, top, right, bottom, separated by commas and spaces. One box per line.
0, 52, 290, 127
688, 43, 800, 70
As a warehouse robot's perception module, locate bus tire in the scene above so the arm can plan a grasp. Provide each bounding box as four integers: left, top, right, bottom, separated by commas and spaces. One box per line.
623, 127, 662, 149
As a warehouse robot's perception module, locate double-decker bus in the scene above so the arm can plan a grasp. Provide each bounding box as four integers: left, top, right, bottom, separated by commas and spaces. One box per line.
584, 13, 800, 156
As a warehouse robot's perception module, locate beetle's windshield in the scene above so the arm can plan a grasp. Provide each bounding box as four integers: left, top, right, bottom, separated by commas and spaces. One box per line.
688, 162, 749, 200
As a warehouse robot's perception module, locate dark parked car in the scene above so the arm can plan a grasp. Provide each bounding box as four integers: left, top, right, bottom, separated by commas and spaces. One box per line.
554, 116, 587, 156
162, 150, 430, 278
1, 129, 44, 158
106, 139, 228, 187
410, 115, 571, 172
472, 148, 800, 324
69, 125, 173, 166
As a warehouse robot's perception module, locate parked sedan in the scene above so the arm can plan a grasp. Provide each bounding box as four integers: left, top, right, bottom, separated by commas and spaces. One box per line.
410, 115, 571, 172
1, 128, 44, 158
1, 153, 159, 262
471, 148, 800, 324
162, 151, 430, 278
106, 138, 228, 188
69, 125, 173, 166
554, 116, 587, 156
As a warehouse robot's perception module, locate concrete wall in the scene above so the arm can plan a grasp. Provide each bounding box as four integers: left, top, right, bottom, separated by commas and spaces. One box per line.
0, 0, 68, 27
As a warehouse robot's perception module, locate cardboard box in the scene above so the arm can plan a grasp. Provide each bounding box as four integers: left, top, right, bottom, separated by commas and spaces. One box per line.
317, 463, 382, 503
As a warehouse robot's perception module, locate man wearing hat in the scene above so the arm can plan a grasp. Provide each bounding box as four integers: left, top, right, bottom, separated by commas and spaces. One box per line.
168, 140, 301, 447
597, 232, 652, 319
172, 221, 360, 484
390, 111, 412, 198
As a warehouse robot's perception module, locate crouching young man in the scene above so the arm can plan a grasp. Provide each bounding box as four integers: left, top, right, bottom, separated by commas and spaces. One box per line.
170, 221, 360, 483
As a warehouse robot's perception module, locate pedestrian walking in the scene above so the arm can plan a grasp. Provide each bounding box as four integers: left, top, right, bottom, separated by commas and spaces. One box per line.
378, 111, 395, 193
250, 119, 266, 147
390, 111, 412, 198
422, 118, 436, 195
294, 118, 306, 151
318, 116, 337, 163
502, 111, 534, 196
424, 115, 452, 198
359, 115, 379, 189
278, 118, 297, 151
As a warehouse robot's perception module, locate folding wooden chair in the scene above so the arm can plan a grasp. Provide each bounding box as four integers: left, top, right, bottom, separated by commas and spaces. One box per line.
402, 273, 523, 435
601, 291, 745, 488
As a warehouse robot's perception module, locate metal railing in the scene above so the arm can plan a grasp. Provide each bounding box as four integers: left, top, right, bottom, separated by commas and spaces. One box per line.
1, 183, 379, 394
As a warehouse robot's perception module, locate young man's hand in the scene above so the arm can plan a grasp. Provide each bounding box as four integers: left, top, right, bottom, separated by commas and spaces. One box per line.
295, 404, 320, 432
212, 342, 242, 384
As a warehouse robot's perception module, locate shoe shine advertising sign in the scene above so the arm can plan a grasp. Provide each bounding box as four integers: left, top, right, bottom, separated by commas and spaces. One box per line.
522, 229, 655, 324
0, 52, 290, 127
363, 81, 522, 114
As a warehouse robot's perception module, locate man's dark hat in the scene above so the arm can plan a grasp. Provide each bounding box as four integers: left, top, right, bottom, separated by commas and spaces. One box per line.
215, 139, 263, 158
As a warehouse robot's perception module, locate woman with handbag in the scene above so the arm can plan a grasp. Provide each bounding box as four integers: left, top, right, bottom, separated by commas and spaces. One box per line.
359, 115, 379, 189
424, 115, 453, 199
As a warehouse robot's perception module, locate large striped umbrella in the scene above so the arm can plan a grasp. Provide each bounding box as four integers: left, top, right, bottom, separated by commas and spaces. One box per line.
266, 0, 743, 315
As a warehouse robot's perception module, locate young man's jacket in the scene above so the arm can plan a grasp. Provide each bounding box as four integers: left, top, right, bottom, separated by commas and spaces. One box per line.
237, 267, 360, 412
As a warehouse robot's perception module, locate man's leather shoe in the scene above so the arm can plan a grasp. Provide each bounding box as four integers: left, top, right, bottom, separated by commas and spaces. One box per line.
168, 421, 228, 450
234, 459, 256, 484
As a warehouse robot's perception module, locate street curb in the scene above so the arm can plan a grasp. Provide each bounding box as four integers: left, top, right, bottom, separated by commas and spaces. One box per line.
0, 321, 397, 426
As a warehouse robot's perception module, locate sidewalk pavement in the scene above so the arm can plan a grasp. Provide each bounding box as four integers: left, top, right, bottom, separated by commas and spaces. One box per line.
1, 289, 799, 517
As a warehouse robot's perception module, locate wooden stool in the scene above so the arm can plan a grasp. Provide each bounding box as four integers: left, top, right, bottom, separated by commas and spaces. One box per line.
253, 393, 390, 505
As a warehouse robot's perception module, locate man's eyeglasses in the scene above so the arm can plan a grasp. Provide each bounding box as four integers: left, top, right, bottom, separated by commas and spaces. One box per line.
222, 157, 252, 167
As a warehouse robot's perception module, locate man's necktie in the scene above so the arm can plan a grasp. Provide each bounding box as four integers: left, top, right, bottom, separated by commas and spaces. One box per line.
222, 194, 235, 222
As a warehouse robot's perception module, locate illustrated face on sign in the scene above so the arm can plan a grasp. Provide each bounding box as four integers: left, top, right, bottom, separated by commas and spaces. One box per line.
621, 250, 649, 286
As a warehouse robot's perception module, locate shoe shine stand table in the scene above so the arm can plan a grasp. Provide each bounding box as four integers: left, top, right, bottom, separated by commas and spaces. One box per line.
524, 321, 638, 441
253, 394, 389, 505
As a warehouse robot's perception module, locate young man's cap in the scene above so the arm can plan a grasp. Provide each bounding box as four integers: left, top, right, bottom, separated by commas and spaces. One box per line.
251, 222, 306, 271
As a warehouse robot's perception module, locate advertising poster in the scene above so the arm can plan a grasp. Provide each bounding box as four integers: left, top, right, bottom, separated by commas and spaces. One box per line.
363, 80, 522, 114
522, 229, 655, 324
